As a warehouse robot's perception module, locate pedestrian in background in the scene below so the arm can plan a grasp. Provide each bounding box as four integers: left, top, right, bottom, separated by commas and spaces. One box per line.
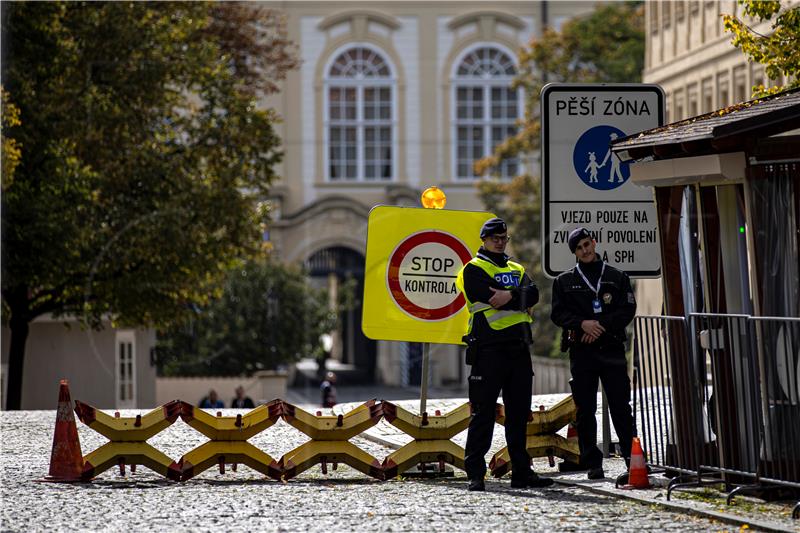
320, 371, 337, 408
199, 389, 224, 409
231, 386, 255, 408
455, 217, 554, 491
551, 227, 637, 480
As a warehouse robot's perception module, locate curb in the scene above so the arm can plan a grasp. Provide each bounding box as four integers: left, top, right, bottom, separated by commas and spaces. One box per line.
361, 429, 794, 532
553, 478, 795, 533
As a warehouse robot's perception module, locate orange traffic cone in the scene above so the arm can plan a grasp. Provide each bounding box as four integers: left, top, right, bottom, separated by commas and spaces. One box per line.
558, 422, 583, 472
566, 421, 578, 445
626, 437, 650, 489
42, 380, 84, 482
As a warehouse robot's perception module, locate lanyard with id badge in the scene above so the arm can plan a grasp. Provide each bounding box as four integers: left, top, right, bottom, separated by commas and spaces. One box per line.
576, 262, 606, 314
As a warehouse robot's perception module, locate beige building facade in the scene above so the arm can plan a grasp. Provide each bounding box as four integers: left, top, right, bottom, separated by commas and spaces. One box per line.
1, 318, 156, 410
261, 1, 597, 387
644, 0, 794, 121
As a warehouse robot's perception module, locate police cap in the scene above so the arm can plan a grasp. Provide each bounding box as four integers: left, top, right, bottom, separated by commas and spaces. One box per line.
568, 227, 592, 253
480, 217, 507, 239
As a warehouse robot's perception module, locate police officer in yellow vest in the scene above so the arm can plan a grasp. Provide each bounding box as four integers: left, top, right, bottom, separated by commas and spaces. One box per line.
455, 217, 554, 491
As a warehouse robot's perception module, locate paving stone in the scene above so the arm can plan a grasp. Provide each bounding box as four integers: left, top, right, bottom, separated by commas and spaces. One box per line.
0, 406, 781, 532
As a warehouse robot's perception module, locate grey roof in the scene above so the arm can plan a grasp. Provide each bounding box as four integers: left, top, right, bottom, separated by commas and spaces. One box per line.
611, 87, 800, 153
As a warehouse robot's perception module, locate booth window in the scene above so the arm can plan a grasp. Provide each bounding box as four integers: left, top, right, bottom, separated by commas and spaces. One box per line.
748, 163, 800, 317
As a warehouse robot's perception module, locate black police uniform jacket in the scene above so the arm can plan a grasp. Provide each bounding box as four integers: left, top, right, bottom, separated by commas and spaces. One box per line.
550, 258, 636, 356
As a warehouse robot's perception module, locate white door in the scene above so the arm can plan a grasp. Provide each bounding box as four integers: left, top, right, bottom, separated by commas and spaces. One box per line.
115, 331, 137, 409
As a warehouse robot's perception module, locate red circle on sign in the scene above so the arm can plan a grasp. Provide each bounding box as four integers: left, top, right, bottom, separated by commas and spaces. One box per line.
387, 231, 473, 321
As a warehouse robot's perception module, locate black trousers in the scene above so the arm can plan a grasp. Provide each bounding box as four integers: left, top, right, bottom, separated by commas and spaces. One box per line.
464, 343, 532, 481
569, 345, 633, 469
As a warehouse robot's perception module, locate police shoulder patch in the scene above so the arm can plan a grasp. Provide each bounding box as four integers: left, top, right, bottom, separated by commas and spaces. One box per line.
627, 292, 636, 304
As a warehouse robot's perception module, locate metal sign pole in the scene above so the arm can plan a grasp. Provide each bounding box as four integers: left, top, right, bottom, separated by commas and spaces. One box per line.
419, 342, 430, 415
601, 385, 611, 457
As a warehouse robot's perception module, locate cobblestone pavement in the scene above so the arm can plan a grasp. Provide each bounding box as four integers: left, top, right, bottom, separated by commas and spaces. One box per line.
355, 396, 799, 533
0, 407, 770, 532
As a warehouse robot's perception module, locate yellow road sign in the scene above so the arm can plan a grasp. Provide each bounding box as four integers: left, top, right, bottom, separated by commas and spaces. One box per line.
362, 206, 494, 344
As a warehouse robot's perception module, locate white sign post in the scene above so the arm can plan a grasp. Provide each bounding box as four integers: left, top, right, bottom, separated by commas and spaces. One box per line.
541, 84, 665, 278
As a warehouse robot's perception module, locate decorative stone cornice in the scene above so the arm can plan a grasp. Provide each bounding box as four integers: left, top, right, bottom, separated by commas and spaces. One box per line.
447, 10, 525, 32
318, 10, 401, 32
272, 195, 370, 228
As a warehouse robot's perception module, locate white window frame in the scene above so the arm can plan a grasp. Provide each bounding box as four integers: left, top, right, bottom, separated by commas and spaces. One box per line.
323, 43, 398, 182
451, 43, 524, 180
115, 330, 137, 409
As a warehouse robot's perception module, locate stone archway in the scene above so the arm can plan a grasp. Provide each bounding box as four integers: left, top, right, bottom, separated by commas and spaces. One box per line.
306, 246, 377, 384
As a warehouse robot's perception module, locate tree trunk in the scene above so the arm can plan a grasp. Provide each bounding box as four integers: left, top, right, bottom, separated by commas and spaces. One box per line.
5, 314, 30, 410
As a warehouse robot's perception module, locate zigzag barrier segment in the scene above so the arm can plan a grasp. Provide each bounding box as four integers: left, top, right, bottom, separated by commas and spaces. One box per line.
489, 396, 580, 477
381, 401, 471, 479
74, 400, 183, 481
70, 398, 577, 482
280, 400, 384, 480
177, 400, 283, 481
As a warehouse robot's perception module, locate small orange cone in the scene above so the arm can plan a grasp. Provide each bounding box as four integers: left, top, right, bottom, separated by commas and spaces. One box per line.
43, 380, 84, 482
558, 422, 584, 472
626, 437, 650, 489
566, 421, 578, 445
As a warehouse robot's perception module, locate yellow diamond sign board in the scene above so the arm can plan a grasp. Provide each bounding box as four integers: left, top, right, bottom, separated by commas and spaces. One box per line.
362, 206, 495, 344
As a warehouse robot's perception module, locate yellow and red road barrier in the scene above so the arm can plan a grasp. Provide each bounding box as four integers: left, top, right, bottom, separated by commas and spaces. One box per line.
489, 396, 579, 478
177, 400, 283, 481
279, 400, 384, 481
381, 402, 471, 479
52, 382, 577, 483
74, 399, 182, 481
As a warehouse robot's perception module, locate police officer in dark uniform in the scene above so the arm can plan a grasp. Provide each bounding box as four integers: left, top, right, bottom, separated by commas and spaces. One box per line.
455, 217, 554, 491
551, 227, 636, 479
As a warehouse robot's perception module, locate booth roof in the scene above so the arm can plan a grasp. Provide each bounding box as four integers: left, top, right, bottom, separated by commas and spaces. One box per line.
611, 87, 800, 160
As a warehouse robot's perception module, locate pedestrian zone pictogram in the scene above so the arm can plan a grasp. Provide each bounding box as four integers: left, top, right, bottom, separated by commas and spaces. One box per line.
572, 125, 631, 190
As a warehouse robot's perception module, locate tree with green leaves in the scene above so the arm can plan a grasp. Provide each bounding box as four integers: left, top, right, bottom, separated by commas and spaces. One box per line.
1, 2, 298, 409
475, 1, 645, 357
157, 259, 344, 377
1, 90, 21, 180
723, 0, 800, 96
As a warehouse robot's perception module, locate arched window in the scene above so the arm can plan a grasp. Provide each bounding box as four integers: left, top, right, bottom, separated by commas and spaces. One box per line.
453, 46, 520, 179
325, 46, 395, 181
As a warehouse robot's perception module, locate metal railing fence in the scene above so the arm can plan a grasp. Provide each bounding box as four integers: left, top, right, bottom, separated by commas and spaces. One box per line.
633, 315, 704, 476
752, 316, 800, 487
633, 313, 800, 505
690, 313, 762, 487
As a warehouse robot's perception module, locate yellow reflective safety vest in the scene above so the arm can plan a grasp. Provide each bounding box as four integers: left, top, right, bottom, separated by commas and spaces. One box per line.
455, 257, 534, 332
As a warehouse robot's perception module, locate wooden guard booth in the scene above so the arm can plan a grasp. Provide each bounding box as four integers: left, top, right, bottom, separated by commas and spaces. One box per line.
611, 88, 800, 481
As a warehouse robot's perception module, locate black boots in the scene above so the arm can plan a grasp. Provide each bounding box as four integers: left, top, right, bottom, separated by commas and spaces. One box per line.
468, 478, 486, 491
469, 472, 555, 490
587, 467, 605, 480
510, 472, 555, 488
